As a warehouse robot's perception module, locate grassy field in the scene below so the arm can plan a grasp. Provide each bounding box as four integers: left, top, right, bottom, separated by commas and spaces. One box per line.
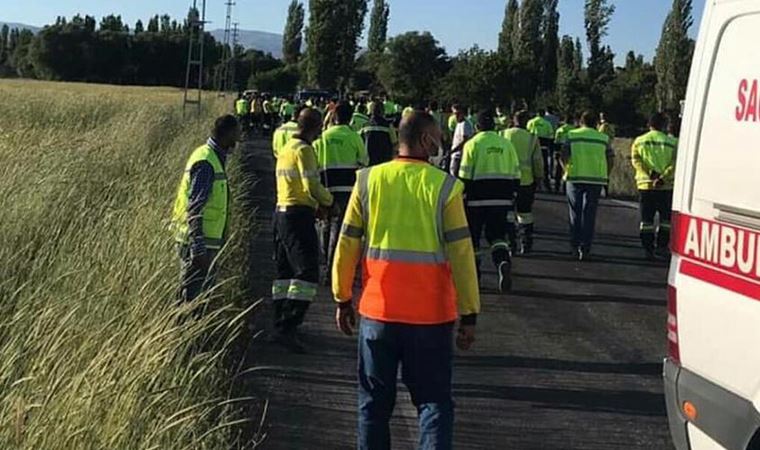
0, 80, 259, 449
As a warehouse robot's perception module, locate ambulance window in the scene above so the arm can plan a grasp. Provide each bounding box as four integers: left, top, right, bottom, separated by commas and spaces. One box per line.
692, 13, 760, 214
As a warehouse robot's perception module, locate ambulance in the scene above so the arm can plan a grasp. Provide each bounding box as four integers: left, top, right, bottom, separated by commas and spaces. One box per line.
665, 1, 760, 449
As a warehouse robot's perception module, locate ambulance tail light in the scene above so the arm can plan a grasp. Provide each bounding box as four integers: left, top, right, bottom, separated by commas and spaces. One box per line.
667, 285, 680, 363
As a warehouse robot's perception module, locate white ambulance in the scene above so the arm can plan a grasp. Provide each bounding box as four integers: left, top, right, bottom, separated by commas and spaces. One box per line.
665, 1, 760, 449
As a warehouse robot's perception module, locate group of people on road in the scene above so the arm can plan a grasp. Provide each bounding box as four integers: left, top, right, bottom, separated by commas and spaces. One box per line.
170, 94, 679, 449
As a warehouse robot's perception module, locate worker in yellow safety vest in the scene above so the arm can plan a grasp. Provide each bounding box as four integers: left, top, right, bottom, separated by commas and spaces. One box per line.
332, 111, 480, 449
561, 111, 615, 261
631, 112, 678, 260
527, 110, 556, 192
272, 104, 304, 158
171, 115, 241, 302
552, 113, 577, 194
502, 110, 544, 254
314, 102, 369, 283
459, 109, 521, 292
272, 108, 338, 353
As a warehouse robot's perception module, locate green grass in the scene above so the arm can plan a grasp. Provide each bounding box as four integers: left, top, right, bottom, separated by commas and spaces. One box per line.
0, 80, 258, 449
608, 138, 637, 199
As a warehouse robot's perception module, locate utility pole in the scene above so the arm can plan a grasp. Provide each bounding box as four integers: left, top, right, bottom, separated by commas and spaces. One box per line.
228, 22, 240, 94
216, 0, 235, 96
182, 0, 207, 118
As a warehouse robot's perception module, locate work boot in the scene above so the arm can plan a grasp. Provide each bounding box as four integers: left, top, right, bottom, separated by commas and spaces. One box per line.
498, 261, 512, 293
578, 247, 592, 262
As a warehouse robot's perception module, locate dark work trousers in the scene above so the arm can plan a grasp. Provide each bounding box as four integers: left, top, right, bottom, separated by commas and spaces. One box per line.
639, 189, 673, 252
566, 182, 603, 252
466, 205, 512, 279
539, 138, 554, 191
272, 207, 320, 333
178, 244, 218, 303
318, 192, 351, 282
358, 318, 455, 450
516, 184, 537, 251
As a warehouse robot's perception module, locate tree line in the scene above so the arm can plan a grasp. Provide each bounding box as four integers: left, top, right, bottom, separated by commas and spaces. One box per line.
273, 0, 694, 135
0, 0, 694, 133
0, 10, 284, 90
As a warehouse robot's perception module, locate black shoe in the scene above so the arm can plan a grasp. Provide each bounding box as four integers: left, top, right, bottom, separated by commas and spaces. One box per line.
578, 248, 591, 262
498, 261, 512, 293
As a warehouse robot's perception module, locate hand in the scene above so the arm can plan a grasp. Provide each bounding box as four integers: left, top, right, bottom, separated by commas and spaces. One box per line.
316, 206, 329, 221
456, 325, 476, 351
335, 303, 356, 336
653, 177, 664, 188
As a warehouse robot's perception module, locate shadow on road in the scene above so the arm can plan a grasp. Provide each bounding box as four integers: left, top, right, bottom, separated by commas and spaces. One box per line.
456, 355, 662, 376
512, 272, 667, 290
509, 289, 664, 307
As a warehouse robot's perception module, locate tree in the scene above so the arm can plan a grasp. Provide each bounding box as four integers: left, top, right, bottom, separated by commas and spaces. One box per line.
573, 37, 583, 72
368, 0, 390, 54
377, 31, 449, 104
655, 0, 694, 112
513, 0, 544, 104
557, 35, 585, 115
0, 25, 8, 65
134, 20, 144, 34
282, 1, 305, 65
440, 47, 510, 109
541, 0, 560, 94
147, 16, 159, 33
498, 0, 519, 62
305, 0, 367, 90
249, 65, 300, 93
100, 15, 126, 32
584, 0, 615, 85
603, 51, 657, 133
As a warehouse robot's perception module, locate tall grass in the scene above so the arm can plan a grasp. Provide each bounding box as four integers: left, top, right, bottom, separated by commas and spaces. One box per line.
608, 137, 637, 199
0, 80, 257, 449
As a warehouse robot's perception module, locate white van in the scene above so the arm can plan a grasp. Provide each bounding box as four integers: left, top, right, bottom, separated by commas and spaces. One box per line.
665, 1, 760, 449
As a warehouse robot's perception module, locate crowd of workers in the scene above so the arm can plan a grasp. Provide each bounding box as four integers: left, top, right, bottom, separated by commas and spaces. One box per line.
171, 93, 679, 449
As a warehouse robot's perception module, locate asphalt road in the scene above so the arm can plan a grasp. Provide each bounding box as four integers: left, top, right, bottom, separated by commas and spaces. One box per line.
237, 137, 673, 450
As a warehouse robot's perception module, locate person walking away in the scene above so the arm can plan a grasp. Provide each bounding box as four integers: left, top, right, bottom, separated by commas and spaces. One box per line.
172, 115, 241, 303
448, 104, 475, 177
562, 111, 615, 261
361, 101, 398, 166
272, 104, 304, 158
262, 95, 276, 135
250, 95, 263, 135
598, 112, 616, 141
350, 106, 370, 133
527, 110, 556, 192
553, 114, 577, 194
314, 102, 369, 283
495, 106, 510, 132
332, 111, 481, 450
459, 110, 521, 292
544, 106, 560, 131
631, 112, 677, 260
279, 96, 295, 124
272, 108, 338, 352
426, 101, 445, 166
503, 110, 544, 254
234, 93, 250, 135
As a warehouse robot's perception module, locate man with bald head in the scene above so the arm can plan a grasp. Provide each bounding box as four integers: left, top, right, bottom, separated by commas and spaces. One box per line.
272, 107, 337, 352
332, 111, 481, 449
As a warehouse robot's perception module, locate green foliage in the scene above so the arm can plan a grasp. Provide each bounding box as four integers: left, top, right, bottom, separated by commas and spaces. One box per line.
602, 52, 658, 133
377, 31, 449, 105
584, 0, 616, 109
655, 0, 694, 112
249, 64, 300, 93
368, 0, 390, 54
305, 0, 368, 90
282, 0, 305, 65
439, 47, 509, 109
513, 0, 544, 103
541, 0, 560, 94
556, 35, 586, 116
497, 0, 519, 61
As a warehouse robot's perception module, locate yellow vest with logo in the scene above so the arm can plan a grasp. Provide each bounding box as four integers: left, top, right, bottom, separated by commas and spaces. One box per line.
565, 127, 610, 185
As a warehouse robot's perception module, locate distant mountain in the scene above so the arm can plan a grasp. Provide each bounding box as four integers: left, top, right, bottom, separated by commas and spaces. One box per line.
210, 29, 283, 59
0, 22, 41, 33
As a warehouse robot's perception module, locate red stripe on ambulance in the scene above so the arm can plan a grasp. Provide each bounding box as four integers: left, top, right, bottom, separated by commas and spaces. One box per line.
672, 212, 760, 300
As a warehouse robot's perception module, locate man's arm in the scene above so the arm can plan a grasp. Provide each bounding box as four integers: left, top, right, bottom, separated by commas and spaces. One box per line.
442, 186, 480, 324
297, 145, 334, 207
606, 143, 616, 175
187, 162, 214, 259
332, 184, 364, 303
355, 134, 369, 167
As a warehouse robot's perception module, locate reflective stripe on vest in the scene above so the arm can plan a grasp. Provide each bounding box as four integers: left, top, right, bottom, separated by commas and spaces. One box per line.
355, 162, 460, 324
171, 144, 229, 249
566, 128, 610, 185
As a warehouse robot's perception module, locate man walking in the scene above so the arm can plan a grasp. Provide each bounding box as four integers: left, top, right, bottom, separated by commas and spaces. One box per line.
562, 111, 615, 261
503, 110, 544, 254
631, 112, 677, 260
361, 101, 398, 166
527, 110, 556, 191
172, 115, 240, 302
459, 110, 521, 292
272, 108, 337, 352
332, 111, 480, 450
272, 104, 303, 158
314, 102, 368, 283
448, 104, 475, 177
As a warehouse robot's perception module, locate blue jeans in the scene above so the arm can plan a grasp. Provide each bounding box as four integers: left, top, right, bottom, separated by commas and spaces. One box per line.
566, 182, 603, 251
358, 318, 454, 450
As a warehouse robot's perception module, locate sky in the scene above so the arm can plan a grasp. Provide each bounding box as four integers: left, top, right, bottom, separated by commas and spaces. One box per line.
0, 0, 705, 65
